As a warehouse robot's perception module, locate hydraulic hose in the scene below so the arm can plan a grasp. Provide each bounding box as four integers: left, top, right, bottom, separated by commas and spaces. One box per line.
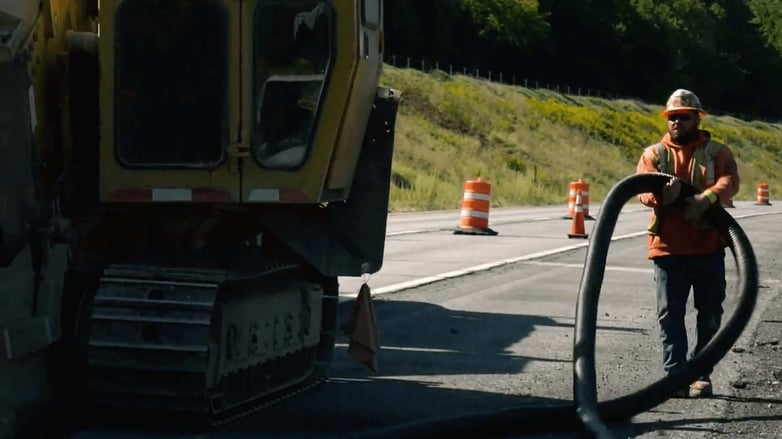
364, 173, 758, 438
574, 172, 758, 437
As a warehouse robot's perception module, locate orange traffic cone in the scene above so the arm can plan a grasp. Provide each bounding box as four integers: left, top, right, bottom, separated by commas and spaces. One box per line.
345, 283, 379, 372
568, 191, 588, 239
756, 182, 771, 206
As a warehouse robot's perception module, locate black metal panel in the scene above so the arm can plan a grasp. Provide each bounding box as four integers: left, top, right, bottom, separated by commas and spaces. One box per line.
261, 88, 400, 276
115, 0, 229, 168
64, 43, 100, 213
0, 63, 39, 266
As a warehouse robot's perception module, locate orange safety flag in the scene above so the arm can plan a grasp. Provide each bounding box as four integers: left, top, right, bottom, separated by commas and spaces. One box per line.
346, 283, 379, 372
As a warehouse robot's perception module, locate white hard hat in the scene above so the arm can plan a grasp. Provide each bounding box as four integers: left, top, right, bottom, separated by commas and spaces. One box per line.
662, 89, 705, 116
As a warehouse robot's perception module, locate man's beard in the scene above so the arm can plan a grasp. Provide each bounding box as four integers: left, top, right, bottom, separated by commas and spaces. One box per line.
671, 129, 698, 144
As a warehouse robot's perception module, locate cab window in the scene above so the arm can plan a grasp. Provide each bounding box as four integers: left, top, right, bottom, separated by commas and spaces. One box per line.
115, 0, 229, 167
362, 0, 380, 29
252, 0, 332, 169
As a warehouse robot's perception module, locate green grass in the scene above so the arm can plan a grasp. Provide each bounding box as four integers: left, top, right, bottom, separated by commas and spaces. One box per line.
380, 66, 782, 212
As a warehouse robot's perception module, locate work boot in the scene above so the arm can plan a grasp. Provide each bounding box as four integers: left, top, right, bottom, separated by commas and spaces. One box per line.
689, 377, 713, 398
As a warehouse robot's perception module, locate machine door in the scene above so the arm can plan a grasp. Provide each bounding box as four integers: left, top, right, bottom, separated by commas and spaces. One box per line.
239, 0, 343, 204
98, 0, 241, 203
238, 0, 385, 204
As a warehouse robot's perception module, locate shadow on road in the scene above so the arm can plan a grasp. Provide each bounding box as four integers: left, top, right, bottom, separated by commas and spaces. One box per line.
226, 298, 585, 437
630, 413, 782, 436
72, 298, 649, 438
353, 298, 565, 375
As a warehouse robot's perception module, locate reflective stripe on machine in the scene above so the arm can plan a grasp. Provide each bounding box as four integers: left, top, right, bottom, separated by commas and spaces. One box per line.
108, 187, 231, 202
247, 189, 280, 202
245, 188, 309, 203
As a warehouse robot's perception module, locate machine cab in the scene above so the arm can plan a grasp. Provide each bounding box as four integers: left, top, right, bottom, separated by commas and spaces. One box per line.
99, 0, 384, 204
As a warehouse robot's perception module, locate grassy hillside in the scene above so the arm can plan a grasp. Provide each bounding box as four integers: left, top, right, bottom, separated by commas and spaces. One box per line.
379, 65, 782, 212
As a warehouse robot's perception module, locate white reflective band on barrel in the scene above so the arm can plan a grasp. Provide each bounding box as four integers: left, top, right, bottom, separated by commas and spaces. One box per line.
461, 209, 490, 219
462, 192, 491, 201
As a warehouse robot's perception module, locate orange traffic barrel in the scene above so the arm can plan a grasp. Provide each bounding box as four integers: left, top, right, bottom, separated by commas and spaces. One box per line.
566, 179, 590, 219
454, 178, 498, 235
756, 182, 771, 205
568, 191, 588, 239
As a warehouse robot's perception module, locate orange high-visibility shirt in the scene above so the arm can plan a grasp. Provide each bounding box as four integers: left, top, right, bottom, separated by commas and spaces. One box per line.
637, 131, 739, 259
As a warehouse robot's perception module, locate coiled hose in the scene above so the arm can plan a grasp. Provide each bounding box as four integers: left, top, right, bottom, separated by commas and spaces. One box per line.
366, 173, 758, 438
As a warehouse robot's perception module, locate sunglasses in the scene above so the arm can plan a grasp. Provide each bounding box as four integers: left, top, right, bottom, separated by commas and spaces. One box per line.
668, 114, 693, 122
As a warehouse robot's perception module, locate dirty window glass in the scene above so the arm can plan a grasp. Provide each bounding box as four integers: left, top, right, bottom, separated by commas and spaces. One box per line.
115, 0, 228, 167
252, 0, 332, 169
362, 0, 380, 28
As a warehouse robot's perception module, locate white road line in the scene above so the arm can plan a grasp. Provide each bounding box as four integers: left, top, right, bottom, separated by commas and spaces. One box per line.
335, 342, 461, 354
365, 209, 782, 297
371, 231, 647, 296
387, 230, 430, 237
521, 260, 653, 273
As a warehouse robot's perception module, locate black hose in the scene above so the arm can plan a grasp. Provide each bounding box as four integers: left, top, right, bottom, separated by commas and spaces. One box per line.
363, 173, 758, 438
574, 173, 758, 436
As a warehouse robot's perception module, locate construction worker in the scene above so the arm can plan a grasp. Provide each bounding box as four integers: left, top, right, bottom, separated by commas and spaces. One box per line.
636, 89, 740, 398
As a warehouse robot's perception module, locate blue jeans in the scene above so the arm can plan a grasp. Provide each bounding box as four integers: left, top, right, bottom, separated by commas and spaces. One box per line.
653, 251, 726, 376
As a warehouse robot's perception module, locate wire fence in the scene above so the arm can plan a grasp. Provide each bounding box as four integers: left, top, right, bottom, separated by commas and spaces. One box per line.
384, 54, 782, 124
385, 54, 628, 100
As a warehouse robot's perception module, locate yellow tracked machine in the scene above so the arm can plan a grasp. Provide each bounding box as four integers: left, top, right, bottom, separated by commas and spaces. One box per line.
0, 0, 398, 435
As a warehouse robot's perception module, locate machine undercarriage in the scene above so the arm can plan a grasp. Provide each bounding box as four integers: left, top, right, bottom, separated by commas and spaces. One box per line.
42, 215, 341, 432
86, 265, 334, 420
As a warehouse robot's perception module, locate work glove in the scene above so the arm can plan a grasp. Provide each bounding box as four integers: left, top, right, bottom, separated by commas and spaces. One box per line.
684, 193, 712, 221
660, 177, 681, 207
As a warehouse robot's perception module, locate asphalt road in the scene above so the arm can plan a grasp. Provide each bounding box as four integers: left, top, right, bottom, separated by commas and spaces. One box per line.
72, 201, 782, 438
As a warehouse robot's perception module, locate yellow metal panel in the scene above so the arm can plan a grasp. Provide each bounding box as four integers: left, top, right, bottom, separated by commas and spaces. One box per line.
325, 0, 383, 193
97, 0, 240, 202
240, 0, 357, 203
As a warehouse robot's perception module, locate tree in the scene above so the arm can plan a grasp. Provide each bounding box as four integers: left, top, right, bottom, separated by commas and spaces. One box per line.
458, 0, 549, 48
748, 0, 782, 54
